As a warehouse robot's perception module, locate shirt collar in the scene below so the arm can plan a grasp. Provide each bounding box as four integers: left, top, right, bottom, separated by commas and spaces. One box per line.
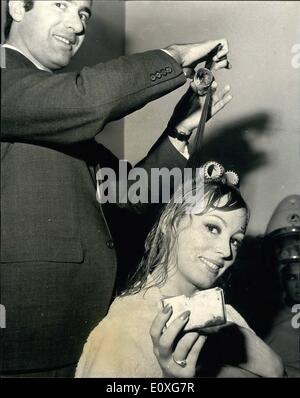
2, 44, 52, 73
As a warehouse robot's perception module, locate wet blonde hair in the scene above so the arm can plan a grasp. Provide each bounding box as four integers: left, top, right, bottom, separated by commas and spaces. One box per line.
123, 180, 249, 296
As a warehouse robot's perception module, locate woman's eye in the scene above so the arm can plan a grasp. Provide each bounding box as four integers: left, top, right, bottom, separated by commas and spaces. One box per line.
205, 224, 220, 235
231, 238, 242, 248
80, 13, 89, 23
55, 2, 67, 9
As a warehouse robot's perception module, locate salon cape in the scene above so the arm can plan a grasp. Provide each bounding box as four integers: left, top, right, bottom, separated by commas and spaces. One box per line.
76, 283, 252, 378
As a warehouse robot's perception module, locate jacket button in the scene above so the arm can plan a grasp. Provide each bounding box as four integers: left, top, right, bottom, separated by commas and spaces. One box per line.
166, 66, 172, 74
156, 71, 162, 79
106, 240, 115, 249
150, 74, 156, 81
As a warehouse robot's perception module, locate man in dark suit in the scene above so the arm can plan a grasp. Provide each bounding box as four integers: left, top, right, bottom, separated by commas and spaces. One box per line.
1, 0, 231, 376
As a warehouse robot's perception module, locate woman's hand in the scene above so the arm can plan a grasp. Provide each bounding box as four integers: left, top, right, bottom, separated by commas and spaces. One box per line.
150, 305, 207, 377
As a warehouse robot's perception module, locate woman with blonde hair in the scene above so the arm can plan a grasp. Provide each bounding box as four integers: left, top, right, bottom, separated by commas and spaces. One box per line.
76, 163, 284, 377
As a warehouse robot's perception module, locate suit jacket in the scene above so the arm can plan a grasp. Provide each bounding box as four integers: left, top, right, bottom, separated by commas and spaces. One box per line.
0, 48, 186, 372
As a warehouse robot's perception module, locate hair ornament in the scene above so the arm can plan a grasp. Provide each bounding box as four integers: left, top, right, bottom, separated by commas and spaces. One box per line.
202, 161, 240, 187
224, 171, 239, 186
203, 161, 224, 182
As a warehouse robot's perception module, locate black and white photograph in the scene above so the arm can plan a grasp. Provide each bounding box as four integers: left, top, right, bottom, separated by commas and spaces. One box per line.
1, 0, 299, 380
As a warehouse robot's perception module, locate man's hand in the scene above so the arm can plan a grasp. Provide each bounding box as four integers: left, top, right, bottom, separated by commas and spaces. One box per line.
177, 81, 232, 132
164, 39, 230, 72
170, 82, 232, 134
167, 82, 232, 157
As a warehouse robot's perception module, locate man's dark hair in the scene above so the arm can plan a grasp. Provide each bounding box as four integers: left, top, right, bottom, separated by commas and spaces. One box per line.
5, 0, 34, 40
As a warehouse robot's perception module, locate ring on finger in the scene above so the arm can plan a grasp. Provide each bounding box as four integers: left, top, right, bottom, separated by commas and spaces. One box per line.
172, 355, 187, 368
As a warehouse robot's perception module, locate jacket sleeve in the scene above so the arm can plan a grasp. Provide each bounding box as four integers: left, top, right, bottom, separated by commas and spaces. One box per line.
126, 134, 188, 214
96, 133, 187, 215
2, 50, 186, 145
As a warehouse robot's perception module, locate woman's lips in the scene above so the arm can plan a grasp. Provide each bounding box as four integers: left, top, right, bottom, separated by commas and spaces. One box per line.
198, 256, 223, 274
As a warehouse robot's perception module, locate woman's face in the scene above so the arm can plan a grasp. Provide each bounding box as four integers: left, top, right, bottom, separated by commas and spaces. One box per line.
166, 204, 247, 296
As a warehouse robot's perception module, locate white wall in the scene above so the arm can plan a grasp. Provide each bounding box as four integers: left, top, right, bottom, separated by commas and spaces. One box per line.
125, 0, 300, 235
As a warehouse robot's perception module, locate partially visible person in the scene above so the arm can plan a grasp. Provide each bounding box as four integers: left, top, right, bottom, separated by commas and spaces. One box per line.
264, 195, 300, 377
76, 163, 284, 378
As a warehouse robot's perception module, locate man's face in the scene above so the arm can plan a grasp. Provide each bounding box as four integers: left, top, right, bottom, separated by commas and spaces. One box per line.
282, 262, 300, 305
14, 1, 92, 70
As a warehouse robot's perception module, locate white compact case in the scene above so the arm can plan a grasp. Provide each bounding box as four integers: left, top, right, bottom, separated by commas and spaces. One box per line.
161, 287, 227, 331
